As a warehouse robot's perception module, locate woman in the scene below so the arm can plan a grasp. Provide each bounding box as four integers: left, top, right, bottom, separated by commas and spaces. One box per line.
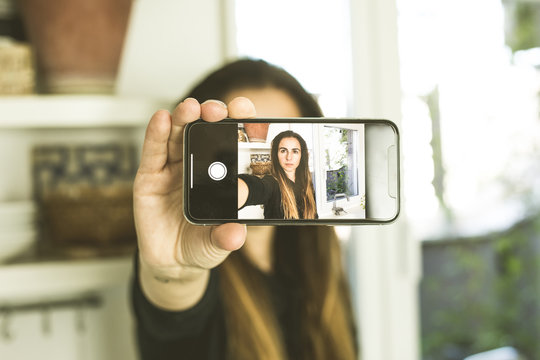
238, 130, 318, 219
132, 59, 357, 360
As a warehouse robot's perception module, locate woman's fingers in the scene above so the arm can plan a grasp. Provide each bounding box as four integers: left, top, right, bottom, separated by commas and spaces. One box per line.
138, 110, 172, 174
200, 97, 255, 121
168, 97, 255, 163
200, 100, 228, 122
168, 98, 202, 163
227, 97, 256, 119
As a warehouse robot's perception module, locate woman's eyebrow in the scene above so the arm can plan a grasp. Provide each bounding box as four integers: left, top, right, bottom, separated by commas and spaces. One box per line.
279, 146, 301, 151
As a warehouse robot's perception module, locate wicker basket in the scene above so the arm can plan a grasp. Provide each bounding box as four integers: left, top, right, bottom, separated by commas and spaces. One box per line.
0, 39, 35, 94
250, 161, 272, 176
32, 143, 137, 257
39, 184, 136, 256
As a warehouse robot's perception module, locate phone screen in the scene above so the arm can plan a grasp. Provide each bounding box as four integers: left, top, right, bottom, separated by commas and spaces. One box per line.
184, 118, 399, 225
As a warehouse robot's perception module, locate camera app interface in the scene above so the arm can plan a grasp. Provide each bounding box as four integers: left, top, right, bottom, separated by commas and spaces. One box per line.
238, 122, 366, 220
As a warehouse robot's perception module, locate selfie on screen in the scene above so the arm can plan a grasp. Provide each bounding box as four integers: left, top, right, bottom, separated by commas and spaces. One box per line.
237, 122, 366, 220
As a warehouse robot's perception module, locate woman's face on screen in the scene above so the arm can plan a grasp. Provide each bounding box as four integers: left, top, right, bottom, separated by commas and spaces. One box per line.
277, 137, 301, 175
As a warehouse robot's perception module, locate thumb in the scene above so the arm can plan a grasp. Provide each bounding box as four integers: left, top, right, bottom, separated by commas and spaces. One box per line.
211, 223, 247, 251
180, 223, 246, 269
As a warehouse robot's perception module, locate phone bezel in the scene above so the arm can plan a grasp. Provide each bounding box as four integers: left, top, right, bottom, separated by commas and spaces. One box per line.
183, 118, 400, 225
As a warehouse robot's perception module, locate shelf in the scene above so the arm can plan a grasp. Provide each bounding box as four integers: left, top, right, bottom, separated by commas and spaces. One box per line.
0, 255, 132, 304
238, 142, 271, 150
0, 95, 171, 128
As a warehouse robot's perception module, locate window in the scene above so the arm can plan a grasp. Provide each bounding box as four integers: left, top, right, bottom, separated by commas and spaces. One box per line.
233, 0, 357, 225
314, 124, 365, 218
398, 1, 540, 357
398, 0, 540, 239
323, 126, 359, 201
233, 0, 352, 117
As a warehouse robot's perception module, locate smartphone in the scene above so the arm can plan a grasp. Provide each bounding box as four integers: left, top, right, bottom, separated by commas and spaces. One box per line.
184, 118, 399, 225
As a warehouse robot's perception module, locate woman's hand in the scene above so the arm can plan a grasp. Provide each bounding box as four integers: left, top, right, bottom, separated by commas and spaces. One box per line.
134, 97, 256, 310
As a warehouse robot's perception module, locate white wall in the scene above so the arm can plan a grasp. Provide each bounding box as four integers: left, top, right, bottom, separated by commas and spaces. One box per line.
116, 0, 228, 101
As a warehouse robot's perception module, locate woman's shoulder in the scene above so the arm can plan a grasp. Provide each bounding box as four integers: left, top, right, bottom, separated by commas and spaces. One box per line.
239, 173, 277, 186
261, 174, 279, 187
261, 174, 277, 181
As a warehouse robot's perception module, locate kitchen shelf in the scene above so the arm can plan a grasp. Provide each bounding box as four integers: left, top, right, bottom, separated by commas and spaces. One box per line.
238, 142, 271, 150
0, 95, 171, 128
0, 255, 132, 304
0, 95, 149, 305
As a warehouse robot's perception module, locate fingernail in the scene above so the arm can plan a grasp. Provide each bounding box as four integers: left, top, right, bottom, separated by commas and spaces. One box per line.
202, 99, 227, 108
178, 97, 195, 105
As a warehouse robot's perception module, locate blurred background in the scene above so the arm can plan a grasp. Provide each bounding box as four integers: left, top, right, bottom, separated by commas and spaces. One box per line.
0, 0, 539, 359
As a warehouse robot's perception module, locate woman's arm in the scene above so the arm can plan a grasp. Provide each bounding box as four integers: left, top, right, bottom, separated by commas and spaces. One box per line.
237, 174, 277, 210
238, 177, 249, 208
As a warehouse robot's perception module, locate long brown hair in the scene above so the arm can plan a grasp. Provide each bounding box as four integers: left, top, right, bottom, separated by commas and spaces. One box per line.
220, 227, 357, 360
270, 130, 317, 219
184, 58, 357, 360
182, 58, 323, 118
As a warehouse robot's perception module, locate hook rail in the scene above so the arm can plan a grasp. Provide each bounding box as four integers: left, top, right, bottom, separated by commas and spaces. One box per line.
0, 295, 102, 341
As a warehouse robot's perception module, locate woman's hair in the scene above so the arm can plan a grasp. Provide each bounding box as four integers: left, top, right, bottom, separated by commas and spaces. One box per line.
184, 58, 323, 117
271, 130, 317, 219
182, 58, 356, 360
